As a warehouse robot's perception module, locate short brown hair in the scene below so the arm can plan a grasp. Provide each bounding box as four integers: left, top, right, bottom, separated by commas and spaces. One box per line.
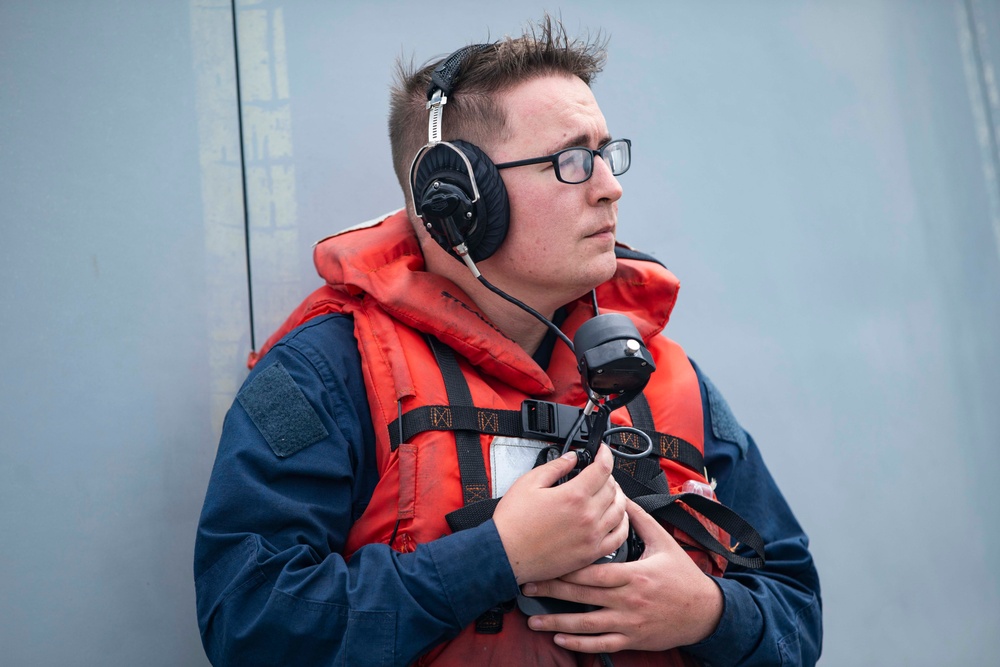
388, 15, 608, 205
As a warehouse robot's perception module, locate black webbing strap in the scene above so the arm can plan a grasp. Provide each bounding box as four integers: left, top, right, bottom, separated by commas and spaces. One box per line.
610, 450, 765, 569
426, 337, 506, 634
634, 492, 766, 569
388, 405, 522, 450
606, 429, 704, 473
615, 393, 705, 472
627, 392, 656, 431
612, 454, 671, 498
446, 497, 500, 533
428, 337, 490, 507
474, 598, 515, 635
388, 400, 705, 472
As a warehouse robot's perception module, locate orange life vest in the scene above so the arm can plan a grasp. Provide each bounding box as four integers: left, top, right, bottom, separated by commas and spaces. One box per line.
253, 210, 743, 666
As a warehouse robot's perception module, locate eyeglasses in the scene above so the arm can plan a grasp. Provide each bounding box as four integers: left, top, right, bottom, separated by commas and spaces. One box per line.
494, 138, 631, 184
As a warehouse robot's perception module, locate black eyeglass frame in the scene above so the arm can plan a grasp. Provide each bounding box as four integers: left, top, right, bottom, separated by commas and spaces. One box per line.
494, 138, 631, 184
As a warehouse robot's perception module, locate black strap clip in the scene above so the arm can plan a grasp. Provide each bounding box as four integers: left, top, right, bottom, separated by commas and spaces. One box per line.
520, 399, 589, 445
475, 598, 516, 634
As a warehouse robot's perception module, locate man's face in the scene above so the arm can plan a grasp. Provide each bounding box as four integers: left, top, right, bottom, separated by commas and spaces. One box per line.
479, 74, 623, 312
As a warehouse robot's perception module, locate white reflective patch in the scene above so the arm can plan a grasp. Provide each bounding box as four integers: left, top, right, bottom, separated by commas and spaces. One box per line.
490, 437, 552, 499
312, 209, 401, 246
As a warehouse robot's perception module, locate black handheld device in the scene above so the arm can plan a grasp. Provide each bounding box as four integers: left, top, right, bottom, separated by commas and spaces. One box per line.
516, 312, 656, 617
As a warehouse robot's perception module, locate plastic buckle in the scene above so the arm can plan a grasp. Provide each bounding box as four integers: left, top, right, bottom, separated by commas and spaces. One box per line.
521, 400, 589, 445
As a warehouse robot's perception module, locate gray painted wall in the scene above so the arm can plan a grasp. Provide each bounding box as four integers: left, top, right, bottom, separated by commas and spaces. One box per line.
1, 1, 997, 665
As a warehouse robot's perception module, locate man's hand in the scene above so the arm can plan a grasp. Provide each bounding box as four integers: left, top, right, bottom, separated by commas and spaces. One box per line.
520, 498, 724, 652
493, 444, 629, 585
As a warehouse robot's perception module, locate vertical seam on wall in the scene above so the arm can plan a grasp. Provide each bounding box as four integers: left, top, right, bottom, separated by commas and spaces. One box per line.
190, 0, 255, 434
231, 0, 257, 352
228, 0, 299, 354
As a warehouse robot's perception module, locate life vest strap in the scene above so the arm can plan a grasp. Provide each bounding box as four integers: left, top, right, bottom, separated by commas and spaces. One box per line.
611, 455, 766, 569
428, 337, 517, 635
428, 336, 492, 507
445, 497, 501, 534
388, 402, 706, 472
635, 492, 766, 569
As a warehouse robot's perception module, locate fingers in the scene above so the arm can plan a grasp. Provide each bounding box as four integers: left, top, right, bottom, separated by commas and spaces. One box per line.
572, 446, 628, 556
493, 444, 628, 584
528, 443, 613, 490
596, 495, 630, 556
522, 568, 624, 608
542, 561, 631, 589
525, 501, 726, 652
524, 449, 582, 488
566, 445, 621, 513
534, 445, 625, 538
572, 443, 615, 492
623, 498, 662, 545
526, 609, 629, 654
624, 498, 682, 557
553, 630, 629, 655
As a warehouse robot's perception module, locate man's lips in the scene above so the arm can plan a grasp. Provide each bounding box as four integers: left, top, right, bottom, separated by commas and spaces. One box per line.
585, 225, 616, 238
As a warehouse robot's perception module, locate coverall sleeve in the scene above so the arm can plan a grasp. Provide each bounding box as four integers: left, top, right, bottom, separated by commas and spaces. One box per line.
682, 362, 823, 666
193, 315, 520, 666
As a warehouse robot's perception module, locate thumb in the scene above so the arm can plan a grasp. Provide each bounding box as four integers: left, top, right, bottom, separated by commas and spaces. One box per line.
625, 498, 676, 553
523, 449, 579, 488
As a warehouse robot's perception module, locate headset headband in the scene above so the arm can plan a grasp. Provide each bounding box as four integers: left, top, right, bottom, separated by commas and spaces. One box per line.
427, 43, 493, 100
423, 43, 492, 145
409, 42, 508, 270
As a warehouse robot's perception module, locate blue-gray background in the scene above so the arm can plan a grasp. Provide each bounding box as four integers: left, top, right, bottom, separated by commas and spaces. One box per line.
2, 1, 998, 665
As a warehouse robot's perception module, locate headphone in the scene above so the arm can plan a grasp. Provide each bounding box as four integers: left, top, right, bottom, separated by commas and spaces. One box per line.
408, 44, 510, 265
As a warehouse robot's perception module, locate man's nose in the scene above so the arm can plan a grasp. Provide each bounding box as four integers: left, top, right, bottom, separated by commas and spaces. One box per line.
588, 154, 623, 204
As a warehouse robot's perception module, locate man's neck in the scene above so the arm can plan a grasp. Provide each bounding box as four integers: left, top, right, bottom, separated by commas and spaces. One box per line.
422, 245, 566, 357
458, 270, 556, 356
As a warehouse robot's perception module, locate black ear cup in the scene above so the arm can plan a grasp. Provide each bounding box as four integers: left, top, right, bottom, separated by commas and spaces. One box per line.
413, 140, 509, 262
456, 140, 509, 261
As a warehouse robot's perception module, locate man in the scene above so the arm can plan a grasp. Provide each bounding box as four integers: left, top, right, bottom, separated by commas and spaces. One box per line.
195, 17, 821, 666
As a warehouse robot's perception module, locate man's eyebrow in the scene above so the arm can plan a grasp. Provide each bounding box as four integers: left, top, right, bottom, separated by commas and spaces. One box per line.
547, 133, 613, 153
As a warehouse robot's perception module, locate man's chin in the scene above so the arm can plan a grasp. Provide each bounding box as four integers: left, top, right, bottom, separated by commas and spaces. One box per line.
580, 255, 620, 293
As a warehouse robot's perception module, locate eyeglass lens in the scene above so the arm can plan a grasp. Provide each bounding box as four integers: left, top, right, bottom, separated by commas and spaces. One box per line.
557, 140, 630, 184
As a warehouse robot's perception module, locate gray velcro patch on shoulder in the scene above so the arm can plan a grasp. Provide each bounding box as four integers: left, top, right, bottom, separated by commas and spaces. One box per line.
703, 375, 749, 457
237, 361, 329, 458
